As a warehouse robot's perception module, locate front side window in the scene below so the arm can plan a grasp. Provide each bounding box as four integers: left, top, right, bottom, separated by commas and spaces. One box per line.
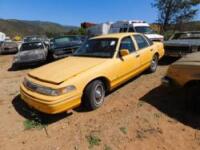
134, 35, 149, 49
119, 37, 135, 53
73, 38, 118, 58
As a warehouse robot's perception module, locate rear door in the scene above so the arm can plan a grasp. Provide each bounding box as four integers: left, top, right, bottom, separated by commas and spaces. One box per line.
133, 34, 154, 68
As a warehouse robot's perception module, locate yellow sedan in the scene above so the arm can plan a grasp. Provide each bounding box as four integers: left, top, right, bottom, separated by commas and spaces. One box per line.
20, 33, 164, 114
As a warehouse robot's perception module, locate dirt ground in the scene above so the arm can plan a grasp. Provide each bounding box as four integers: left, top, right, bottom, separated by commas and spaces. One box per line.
0, 55, 200, 150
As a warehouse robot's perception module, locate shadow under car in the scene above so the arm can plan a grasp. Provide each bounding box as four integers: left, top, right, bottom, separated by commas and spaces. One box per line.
140, 85, 200, 130
12, 95, 72, 125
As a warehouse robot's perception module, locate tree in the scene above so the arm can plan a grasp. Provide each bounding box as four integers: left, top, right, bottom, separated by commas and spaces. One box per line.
152, 0, 200, 32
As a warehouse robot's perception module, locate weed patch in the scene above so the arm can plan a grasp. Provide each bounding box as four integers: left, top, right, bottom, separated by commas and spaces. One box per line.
86, 134, 101, 149
23, 119, 46, 130
119, 127, 128, 134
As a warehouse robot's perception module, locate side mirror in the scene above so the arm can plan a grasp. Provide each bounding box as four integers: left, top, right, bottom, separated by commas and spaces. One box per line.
120, 49, 129, 57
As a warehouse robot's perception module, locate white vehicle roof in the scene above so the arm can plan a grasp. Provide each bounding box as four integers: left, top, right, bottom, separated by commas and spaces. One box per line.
0, 32, 6, 42
111, 20, 150, 28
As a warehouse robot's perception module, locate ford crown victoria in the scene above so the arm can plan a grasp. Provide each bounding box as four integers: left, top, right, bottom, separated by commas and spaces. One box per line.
20, 33, 164, 114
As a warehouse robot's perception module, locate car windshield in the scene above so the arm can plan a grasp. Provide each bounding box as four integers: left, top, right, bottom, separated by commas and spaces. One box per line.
21, 42, 44, 51
171, 32, 200, 40
53, 36, 81, 45
73, 38, 118, 58
135, 26, 155, 34
24, 36, 44, 43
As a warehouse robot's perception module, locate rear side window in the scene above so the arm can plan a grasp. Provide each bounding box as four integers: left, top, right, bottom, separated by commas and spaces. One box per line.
128, 27, 135, 32
119, 37, 136, 53
143, 35, 153, 45
134, 35, 149, 49
120, 28, 128, 33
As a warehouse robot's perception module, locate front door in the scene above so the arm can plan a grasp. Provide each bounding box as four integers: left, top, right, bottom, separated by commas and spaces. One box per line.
111, 36, 140, 88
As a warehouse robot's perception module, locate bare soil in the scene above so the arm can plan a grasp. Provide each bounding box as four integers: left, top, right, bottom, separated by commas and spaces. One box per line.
0, 55, 200, 150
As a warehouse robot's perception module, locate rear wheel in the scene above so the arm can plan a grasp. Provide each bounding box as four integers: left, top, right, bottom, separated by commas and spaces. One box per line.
148, 54, 158, 73
83, 80, 106, 110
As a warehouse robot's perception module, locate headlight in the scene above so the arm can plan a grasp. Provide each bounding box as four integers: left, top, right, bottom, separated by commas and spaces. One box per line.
13, 55, 20, 63
192, 46, 198, 52
23, 78, 76, 96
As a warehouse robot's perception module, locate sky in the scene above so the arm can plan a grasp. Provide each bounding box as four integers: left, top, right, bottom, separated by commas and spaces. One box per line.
0, 0, 199, 26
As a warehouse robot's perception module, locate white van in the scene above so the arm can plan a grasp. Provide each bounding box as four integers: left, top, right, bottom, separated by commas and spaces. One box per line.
109, 20, 164, 42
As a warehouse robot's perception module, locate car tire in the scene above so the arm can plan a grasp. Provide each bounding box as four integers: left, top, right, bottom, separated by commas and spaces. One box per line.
186, 84, 200, 113
148, 54, 158, 73
83, 80, 106, 110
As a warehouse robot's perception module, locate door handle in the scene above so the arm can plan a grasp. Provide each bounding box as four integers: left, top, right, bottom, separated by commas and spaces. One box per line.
136, 54, 140, 58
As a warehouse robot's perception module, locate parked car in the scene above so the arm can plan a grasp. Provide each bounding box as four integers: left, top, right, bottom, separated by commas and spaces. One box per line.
13, 41, 48, 66
20, 33, 164, 114
164, 31, 200, 57
23, 35, 50, 46
48, 35, 84, 60
0, 41, 18, 54
162, 52, 200, 112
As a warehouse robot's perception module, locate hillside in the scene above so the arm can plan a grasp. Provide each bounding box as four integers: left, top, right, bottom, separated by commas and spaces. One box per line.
0, 19, 78, 38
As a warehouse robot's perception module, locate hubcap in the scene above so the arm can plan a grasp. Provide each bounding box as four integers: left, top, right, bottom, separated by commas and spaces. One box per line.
151, 57, 157, 69
94, 84, 105, 104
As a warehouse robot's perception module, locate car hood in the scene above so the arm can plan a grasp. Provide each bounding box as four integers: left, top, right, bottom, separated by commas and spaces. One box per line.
164, 39, 200, 47
173, 52, 200, 66
28, 56, 108, 84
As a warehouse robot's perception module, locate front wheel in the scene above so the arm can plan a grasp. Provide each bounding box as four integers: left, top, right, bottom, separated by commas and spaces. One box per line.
83, 80, 106, 110
186, 84, 200, 113
148, 54, 158, 73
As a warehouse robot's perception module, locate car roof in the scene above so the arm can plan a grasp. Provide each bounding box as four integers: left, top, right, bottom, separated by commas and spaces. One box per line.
91, 33, 140, 39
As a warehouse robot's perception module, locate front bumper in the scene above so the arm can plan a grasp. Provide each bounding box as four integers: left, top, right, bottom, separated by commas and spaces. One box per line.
20, 84, 81, 114
13, 57, 46, 66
